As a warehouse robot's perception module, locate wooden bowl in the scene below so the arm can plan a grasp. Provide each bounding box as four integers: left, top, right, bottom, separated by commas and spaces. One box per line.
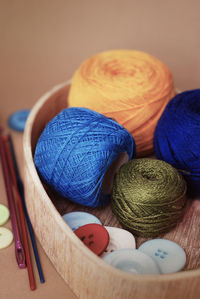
23, 82, 200, 299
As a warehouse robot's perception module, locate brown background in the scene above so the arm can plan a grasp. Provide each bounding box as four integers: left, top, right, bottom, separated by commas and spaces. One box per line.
0, 1, 200, 298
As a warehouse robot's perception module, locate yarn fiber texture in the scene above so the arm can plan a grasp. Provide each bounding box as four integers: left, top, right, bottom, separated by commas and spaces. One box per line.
154, 89, 200, 197
34, 107, 135, 208
68, 49, 175, 157
112, 158, 187, 237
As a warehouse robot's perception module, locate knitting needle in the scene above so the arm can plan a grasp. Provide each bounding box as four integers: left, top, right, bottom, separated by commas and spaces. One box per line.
3, 135, 36, 290
8, 134, 45, 284
0, 129, 26, 269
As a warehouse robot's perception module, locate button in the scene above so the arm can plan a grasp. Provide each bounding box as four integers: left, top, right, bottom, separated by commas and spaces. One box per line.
138, 239, 186, 274
0, 204, 10, 226
101, 226, 136, 257
74, 223, 109, 256
8, 109, 30, 132
103, 248, 160, 274
62, 211, 102, 231
0, 227, 13, 249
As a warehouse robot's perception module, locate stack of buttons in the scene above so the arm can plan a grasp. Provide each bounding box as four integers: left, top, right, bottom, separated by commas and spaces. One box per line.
63, 212, 137, 256
103, 239, 186, 275
63, 211, 186, 274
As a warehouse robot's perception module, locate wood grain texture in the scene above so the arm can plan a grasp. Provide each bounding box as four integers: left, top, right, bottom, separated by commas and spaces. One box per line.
23, 82, 200, 299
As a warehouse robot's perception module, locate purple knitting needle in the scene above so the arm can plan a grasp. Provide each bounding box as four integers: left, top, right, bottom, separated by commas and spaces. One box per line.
0, 128, 26, 268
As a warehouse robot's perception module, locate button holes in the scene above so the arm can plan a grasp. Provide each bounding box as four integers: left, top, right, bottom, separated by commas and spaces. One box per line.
88, 241, 94, 246
160, 255, 165, 259
88, 234, 94, 239
81, 236, 86, 241
155, 253, 159, 256
163, 251, 168, 255
157, 249, 162, 252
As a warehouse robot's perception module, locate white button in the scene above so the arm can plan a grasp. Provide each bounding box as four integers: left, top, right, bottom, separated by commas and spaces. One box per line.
62, 211, 102, 231
101, 226, 136, 257
0, 204, 10, 226
103, 248, 160, 275
138, 239, 186, 274
0, 227, 13, 249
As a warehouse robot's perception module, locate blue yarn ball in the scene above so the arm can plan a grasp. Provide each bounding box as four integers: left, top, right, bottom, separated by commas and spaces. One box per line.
154, 89, 200, 197
34, 107, 135, 207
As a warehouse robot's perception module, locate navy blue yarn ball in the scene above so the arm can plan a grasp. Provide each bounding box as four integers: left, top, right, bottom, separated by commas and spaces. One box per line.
34, 107, 135, 207
154, 89, 200, 197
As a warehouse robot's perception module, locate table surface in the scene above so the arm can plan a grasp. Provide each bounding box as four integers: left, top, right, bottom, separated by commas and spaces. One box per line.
1, 1, 200, 298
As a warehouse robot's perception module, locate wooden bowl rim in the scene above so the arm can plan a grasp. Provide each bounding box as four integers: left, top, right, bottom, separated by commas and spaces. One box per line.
23, 81, 200, 282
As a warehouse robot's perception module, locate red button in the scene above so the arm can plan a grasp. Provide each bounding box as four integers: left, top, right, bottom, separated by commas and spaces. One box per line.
74, 223, 109, 256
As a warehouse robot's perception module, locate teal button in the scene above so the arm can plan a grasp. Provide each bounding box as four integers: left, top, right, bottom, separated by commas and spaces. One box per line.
103, 248, 160, 275
62, 211, 102, 231
138, 239, 186, 274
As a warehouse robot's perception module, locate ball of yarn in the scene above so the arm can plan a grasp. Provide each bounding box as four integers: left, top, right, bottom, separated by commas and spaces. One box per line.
34, 107, 135, 207
68, 49, 175, 157
112, 158, 187, 237
154, 89, 200, 197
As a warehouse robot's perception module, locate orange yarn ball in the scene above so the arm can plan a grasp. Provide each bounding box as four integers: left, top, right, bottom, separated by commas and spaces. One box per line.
68, 50, 175, 156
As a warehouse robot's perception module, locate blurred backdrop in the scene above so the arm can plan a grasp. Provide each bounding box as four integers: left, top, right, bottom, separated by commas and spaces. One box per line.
1, 0, 200, 124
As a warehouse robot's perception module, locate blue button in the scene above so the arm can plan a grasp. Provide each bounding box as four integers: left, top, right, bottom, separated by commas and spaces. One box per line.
103, 248, 160, 275
8, 109, 30, 132
62, 211, 102, 231
138, 239, 186, 274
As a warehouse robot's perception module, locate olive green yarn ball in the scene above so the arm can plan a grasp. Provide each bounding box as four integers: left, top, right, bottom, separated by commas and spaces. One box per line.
112, 158, 187, 237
